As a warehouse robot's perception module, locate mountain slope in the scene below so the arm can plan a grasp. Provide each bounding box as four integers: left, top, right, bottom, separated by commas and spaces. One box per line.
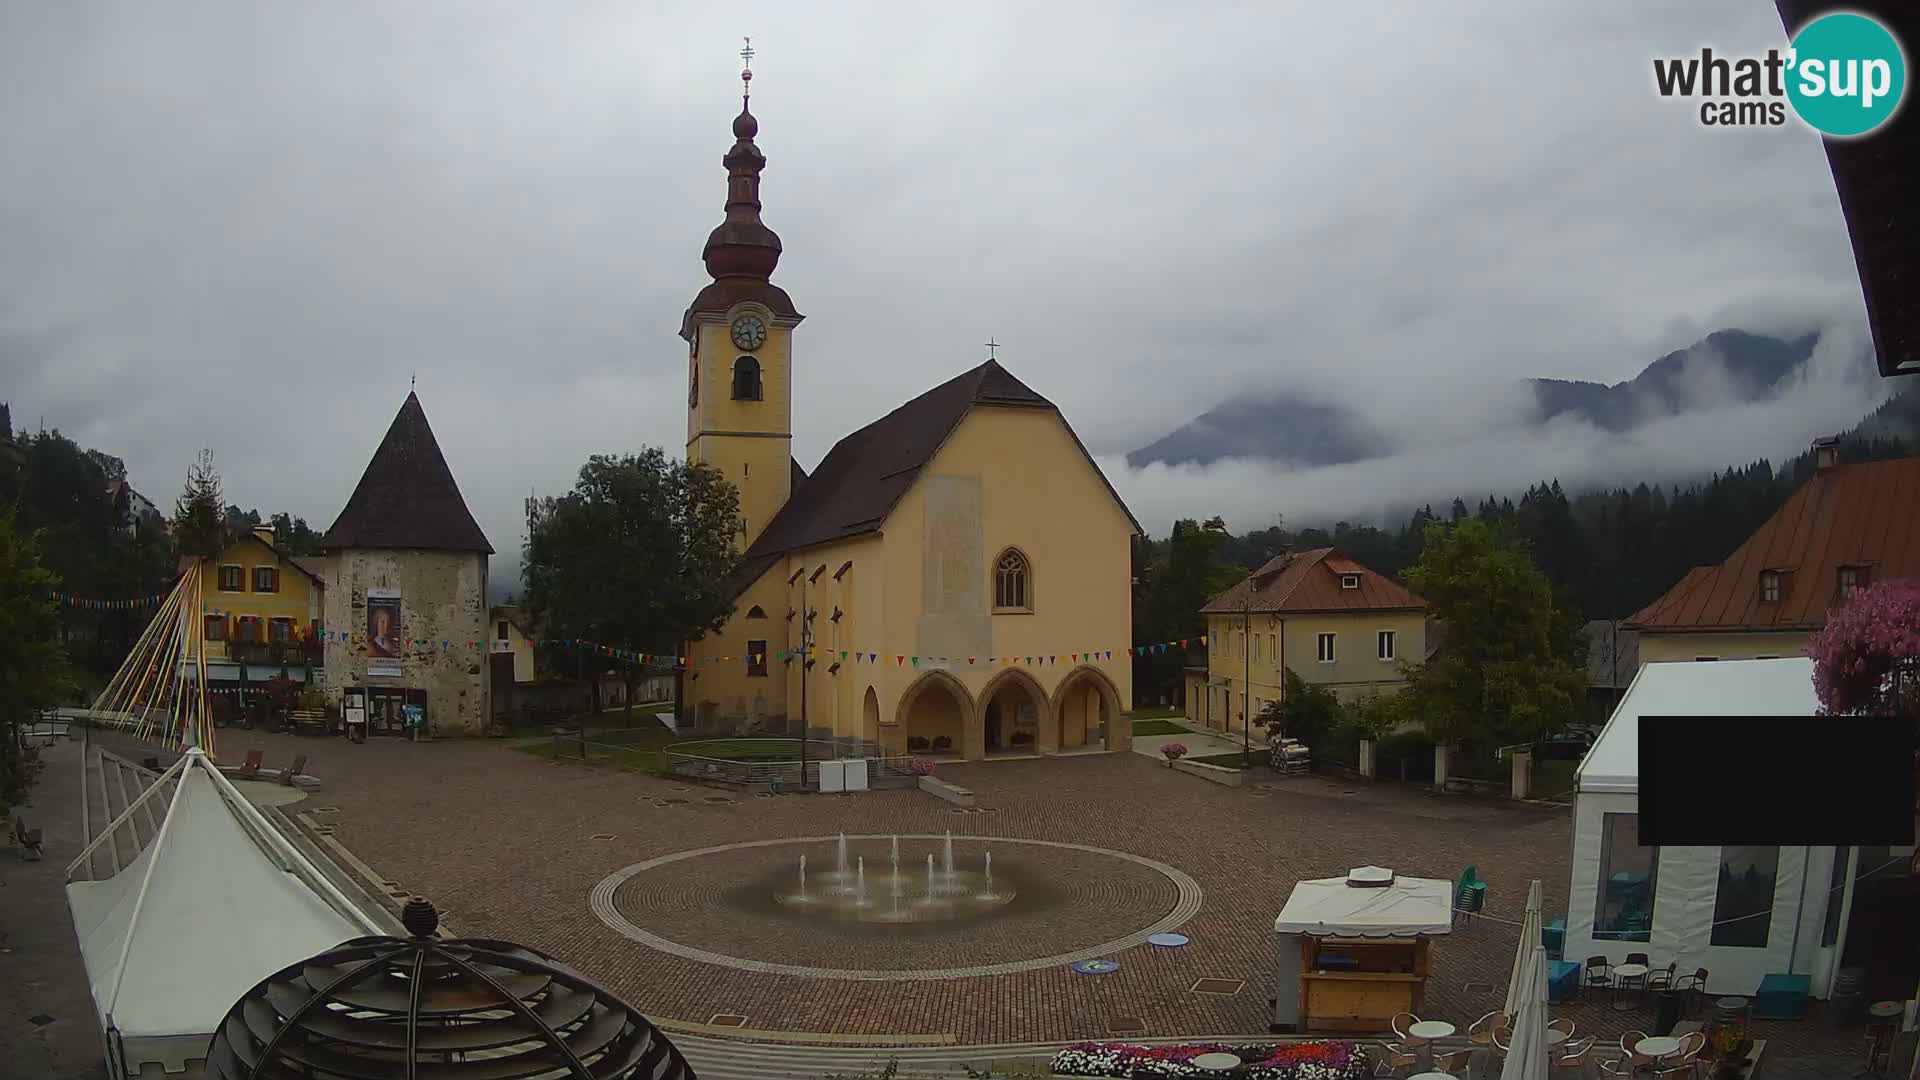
1127, 329, 1825, 468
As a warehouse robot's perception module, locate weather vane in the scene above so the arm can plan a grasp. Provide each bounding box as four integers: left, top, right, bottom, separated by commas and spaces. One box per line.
740, 36, 754, 97
984, 337, 1000, 360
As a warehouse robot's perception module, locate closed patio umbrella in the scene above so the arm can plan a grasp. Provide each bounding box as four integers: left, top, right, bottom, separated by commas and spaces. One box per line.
1504, 878, 1543, 1017
1500, 943, 1552, 1080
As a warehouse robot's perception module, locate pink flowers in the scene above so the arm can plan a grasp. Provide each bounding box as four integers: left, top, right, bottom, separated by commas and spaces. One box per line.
909, 757, 936, 776
1809, 578, 1920, 716
1161, 742, 1188, 766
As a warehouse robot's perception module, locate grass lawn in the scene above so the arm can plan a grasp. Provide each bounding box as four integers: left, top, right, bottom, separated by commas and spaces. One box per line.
1131, 718, 1191, 736
1533, 758, 1577, 798
1131, 707, 1186, 721
515, 732, 843, 775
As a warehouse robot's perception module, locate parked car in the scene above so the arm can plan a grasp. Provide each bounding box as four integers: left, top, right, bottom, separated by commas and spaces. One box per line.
1535, 728, 1595, 761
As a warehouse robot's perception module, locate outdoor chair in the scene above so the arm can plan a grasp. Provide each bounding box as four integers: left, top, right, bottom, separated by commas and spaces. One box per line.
1390, 1011, 1420, 1043
1646, 961, 1678, 994
1673, 968, 1710, 1015
12, 816, 44, 860
1430, 1047, 1473, 1074
1583, 955, 1615, 997
236, 749, 265, 780
1548, 1016, 1576, 1041
1621, 1030, 1657, 1074
1624, 951, 1650, 967
1467, 1010, 1508, 1047
1555, 1036, 1596, 1072
1371, 1042, 1418, 1077
280, 754, 308, 786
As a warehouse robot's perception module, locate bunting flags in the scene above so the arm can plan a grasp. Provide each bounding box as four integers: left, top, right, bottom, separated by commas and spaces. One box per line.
55, 591, 169, 610
477, 632, 1213, 672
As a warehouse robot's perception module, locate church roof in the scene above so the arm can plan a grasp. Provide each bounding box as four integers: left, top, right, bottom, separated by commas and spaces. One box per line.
320, 392, 494, 554
733, 359, 1140, 591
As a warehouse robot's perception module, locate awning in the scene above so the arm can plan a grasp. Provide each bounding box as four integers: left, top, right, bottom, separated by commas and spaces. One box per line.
1273, 870, 1455, 937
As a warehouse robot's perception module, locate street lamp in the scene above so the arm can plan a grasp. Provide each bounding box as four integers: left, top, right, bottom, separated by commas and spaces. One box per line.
787, 566, 809, 789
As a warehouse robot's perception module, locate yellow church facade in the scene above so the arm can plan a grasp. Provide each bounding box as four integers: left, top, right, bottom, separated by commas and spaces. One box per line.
676, 72, 1138, 759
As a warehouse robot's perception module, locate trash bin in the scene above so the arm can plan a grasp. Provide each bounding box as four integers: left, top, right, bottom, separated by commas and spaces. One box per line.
1654, 989, 1684, 1036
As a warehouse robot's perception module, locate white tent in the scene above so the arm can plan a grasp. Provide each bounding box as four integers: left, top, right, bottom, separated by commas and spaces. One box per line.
1564, 657, 1875, 1000
66, 748, 383, 1078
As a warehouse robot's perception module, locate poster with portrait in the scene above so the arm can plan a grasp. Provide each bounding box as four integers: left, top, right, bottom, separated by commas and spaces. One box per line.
366, 590, 402, 660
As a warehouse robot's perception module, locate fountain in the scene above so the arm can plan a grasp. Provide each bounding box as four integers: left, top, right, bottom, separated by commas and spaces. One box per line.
774, 835, 1016, 924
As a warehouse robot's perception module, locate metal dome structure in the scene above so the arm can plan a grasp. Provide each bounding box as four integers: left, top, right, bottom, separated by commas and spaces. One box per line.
204, 898, 697, 1080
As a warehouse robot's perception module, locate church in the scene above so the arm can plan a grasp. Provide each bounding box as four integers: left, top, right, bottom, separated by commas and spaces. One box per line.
678, 62, 1140, 760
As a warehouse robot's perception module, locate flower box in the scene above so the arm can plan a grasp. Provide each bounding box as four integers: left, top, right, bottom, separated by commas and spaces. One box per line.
1050, 1040, 1367, 1080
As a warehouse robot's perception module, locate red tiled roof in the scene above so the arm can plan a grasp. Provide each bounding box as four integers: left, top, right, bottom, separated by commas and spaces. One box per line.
1627, 455, 1920, 632
1200, 548, 1426, 615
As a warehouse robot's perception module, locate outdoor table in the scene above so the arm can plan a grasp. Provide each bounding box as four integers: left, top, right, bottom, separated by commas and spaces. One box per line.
1409, 1074, 1455, 1080
1635, 1035, 1683, 1061
1406, 1021, 1454, 1069
1545, 1028, 1569, 1047
1190, 1053, 1242, 1071
1612, 963, 1650, 1011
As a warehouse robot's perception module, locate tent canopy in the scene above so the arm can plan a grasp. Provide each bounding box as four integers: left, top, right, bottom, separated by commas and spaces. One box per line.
1577, 656, 1818, 794
1273, 869, 1455, 937
66, 750, 374, 1057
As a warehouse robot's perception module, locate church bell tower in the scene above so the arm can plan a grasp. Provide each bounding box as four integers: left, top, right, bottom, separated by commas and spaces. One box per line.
682, 39, 803, 552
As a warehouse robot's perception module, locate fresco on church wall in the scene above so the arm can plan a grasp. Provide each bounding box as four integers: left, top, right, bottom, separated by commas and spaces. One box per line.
918, 475, 992, 662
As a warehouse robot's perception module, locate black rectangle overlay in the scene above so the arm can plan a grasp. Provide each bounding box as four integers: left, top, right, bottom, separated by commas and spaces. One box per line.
1639, 715, 1914, 847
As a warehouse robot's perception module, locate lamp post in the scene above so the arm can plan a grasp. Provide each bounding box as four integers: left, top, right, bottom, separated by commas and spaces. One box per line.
1243, 585, 1252, 769
788, 566, 812, 789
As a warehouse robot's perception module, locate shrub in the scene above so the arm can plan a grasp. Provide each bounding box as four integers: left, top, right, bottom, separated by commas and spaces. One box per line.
1160, 742, 1188, 766
909, 758, 935, 776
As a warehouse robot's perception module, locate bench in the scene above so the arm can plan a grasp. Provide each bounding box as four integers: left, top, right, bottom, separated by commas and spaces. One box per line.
235, 748, 265, 780
13, 816, 44, 860
280, 754, 308, 786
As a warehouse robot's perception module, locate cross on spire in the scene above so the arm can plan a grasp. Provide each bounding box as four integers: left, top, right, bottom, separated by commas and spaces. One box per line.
984, 337, 1000, 360
740, 36, 754, 97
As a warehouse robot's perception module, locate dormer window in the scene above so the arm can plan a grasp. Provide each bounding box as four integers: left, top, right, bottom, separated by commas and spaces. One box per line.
1838, 566, 1868, 602
1340, 574, 1361, 590
731, 356, 763, 400
1759, 571, 1782, 604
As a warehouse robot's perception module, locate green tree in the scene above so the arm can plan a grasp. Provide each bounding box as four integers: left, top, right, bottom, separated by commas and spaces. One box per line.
1262, 670, 1342, 754
522, 449, 742, 722
1132, 516, 1244, 706
172, 449, 227, 560
0, 513, 74, 816
1398, 518, 1587, 748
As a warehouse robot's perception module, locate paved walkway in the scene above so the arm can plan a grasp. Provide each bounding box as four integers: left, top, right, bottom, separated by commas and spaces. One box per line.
0, 736, 110, 1080
1129, 723, 1252, 761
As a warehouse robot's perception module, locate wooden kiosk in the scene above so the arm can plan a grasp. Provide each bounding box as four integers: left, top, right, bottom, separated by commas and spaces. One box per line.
1269, 866, 1454, 1034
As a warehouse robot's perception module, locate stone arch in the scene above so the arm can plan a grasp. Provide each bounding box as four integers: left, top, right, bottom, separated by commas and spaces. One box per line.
861, 685, 880, 746
896, 669, 975, 758
1050, 665, 1126, 752
978, 667, 1050, 754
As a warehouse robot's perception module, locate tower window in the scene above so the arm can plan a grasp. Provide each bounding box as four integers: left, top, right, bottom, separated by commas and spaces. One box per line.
732, 356, 763, 400
993, 549, 1031, 612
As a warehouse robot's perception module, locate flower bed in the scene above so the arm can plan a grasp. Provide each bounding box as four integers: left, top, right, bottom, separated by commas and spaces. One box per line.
1050, 1040, 1367, 1080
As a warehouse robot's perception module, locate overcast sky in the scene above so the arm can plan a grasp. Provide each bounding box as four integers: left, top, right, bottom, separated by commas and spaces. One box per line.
0, 1, 1891, 582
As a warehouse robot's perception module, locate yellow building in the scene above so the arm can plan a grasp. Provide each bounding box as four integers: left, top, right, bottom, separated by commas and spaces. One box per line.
1187, 549, 1427, 734
678, 79, 1140, 759
192, 525, 327, 686
489, 605, 537, 684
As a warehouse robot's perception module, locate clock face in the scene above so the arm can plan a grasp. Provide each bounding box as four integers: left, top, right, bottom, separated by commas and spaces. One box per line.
730, 314, 768, 351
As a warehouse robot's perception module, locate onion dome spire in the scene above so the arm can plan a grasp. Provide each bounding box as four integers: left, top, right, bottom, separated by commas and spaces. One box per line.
703, 37, 783, 282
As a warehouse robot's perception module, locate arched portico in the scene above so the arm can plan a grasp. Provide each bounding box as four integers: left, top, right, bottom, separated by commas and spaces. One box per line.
1051, 665, 1127, 752
896, 670, 975, 758
979, 668, 1050, 755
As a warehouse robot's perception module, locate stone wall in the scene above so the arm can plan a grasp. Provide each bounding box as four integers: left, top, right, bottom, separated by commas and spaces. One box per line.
321, 549, 489, 735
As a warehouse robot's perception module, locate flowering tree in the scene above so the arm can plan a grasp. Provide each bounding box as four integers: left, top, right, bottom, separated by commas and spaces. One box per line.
1809, 578, 1920, 716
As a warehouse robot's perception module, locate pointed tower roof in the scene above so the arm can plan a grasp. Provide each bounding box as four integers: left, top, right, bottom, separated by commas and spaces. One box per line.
682, 47, 801, 338
320, 392, 494, 553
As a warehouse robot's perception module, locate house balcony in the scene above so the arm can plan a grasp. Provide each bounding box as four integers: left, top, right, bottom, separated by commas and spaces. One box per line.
228, 641, 324, 669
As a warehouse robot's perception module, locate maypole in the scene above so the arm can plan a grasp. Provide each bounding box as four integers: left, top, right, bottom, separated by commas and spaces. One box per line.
87, 558, 218, 756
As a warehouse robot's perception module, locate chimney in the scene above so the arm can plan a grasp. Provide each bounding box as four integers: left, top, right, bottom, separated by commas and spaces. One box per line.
1813, 436, 1840, 473
253, 525, 276, 547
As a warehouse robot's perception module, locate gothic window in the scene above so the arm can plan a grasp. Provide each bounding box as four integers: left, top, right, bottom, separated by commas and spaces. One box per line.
746, 605, 767, 619
731, 356, 762, 401
746, 639, 768, 677
993, 549, 1031, 612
